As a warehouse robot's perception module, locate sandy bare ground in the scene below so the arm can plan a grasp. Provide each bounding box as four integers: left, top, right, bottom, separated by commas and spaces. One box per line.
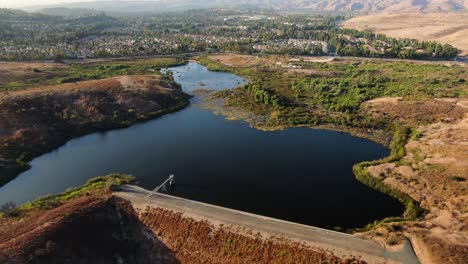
290, 57, 335, 63
0, 75, 172, 100
209, 54, 277, 67
0, 62, 68, 86
209, 54, 463, 70
0, 61, 65, 70
342, 13, 468, 55
362, 97, 468, 264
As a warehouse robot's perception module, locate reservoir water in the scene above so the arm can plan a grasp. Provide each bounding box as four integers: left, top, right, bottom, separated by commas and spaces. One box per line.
0, 62, 404, 229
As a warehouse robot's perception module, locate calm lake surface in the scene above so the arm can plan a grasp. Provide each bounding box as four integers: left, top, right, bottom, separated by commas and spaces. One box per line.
0, 62, 404, 228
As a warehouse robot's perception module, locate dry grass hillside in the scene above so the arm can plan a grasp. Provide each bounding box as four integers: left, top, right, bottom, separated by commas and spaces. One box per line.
383, 0, 468, 13
0, 195, 179, 264
0, 75, 190, 187
342, 13, 468, 55
220, 0, 468, 13
361, 97, 468, 264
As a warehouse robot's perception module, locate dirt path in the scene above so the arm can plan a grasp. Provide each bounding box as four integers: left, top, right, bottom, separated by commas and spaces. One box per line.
114, 185, 420, 264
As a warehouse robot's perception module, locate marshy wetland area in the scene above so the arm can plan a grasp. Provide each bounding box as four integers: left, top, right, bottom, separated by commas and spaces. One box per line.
0, 54, 467, 263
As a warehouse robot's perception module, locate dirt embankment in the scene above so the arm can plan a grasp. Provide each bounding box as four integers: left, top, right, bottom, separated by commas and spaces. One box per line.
0, 193, 361, 264
360, 97, 468, 264
0, 195, 179, 263
0, 75, 190, 187
138, 207, 363, 264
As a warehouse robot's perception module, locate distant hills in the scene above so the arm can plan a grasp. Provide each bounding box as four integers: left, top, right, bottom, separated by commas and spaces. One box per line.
21, 0, 468, 14
23, 1, 221, 14
381, 0, 468, 13
224, 0, 468, 13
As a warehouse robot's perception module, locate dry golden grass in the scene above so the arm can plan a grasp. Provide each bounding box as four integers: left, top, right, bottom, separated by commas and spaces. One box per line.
138, 207, 362, 264
208, 54, 277, 67
362, 97, 468, 264
342, 13, 468, 55
0, 62, 68, 86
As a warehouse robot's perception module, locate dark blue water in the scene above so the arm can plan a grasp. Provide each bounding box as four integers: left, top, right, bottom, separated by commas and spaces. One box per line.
0, 62, 403, 228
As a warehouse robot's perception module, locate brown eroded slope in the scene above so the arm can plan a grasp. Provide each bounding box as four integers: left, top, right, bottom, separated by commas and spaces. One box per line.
0, 195, 179, 263
138, 207, 362, 264
0, 75, 190, 187
360, 97, 468, 264
342, 13, 468, 55
0, 177, 358, 264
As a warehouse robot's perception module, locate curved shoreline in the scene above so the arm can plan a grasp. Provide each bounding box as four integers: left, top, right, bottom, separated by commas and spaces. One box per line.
0, 100, 190, 187
2, 62, 404, 228
0, 75, 191, 188
2, 56, 465, 263
195, 56, 423, 229
202, 96, 418, 228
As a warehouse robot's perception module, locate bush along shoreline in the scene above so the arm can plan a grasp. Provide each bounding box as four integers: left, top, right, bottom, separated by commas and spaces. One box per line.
196, 56, 429, 232
352, 125, 425, 232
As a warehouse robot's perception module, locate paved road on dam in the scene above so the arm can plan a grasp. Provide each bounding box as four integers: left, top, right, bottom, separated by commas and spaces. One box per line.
114, 184, 420, 264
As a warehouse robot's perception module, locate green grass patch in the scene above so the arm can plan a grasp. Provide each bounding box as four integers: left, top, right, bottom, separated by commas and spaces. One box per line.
1, 81, 24, 91
202, 56, 467, 132
449, 176, 466, 182
0, 174, 135, 218
197, 57, 233, 72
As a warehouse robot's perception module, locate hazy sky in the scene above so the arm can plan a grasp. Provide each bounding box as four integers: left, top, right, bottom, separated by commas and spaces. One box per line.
0, 0, 147, 8
0, 0, 87, 8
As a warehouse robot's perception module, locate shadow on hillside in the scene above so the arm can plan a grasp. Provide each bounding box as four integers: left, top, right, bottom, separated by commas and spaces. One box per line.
1, 196, 180, 264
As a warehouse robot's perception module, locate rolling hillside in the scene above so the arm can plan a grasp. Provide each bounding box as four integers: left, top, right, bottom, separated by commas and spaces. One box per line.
382, 0, 467, 13
230, 0, 468, 12
342, 12, 468, 54
22, 0, 468, 14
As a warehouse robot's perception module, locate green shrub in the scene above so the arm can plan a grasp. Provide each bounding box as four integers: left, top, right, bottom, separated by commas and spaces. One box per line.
8, 174, 135, 216
0, 202, 18, 217
449, 176, 466, 182
353, 126, 424, 231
